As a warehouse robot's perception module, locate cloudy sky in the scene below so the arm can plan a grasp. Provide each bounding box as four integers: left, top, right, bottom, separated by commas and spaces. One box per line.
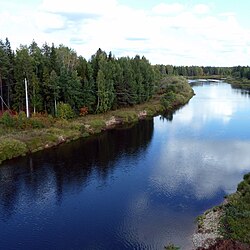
0, 0, 250, 66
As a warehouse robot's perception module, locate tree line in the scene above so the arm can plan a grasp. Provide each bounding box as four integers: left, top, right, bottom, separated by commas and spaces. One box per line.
0, 38, 156, 116
155, 64, 250, 79
1, 37, 249, 117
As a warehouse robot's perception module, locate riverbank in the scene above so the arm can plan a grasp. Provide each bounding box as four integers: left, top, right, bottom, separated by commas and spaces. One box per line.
227, 77, 250, 90
0, 78, 194, 165
193, 173, 250, 249
187, 75, 224, 80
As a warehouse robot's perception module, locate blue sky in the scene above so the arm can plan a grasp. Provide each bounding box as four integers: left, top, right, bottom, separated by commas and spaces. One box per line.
0, 0, 250, 66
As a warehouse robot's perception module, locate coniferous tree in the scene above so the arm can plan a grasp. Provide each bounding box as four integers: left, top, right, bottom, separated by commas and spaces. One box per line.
77, 56, 96, 112
29, 40, 44, 113
49, 70, 60, 115
13, 45, 33, 112
4, 38, 15, 108
0, 40, 8, 112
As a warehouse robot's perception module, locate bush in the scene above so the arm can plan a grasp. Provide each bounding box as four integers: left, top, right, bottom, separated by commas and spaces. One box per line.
221, 172, 250, 244
0, 138, 28, 164
57, 102, 75, 120
161, 91, 176, 110
16, 111, 29, 129
0, 111, 55, 130
164, 243, 180, 250
29, 118, 45, 129
0, 111, 15, 127
31, 113, 54, 128
80, 107, 88, 116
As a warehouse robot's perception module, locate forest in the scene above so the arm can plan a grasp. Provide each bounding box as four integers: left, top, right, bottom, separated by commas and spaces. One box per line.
0, 38, 157, 117
1, 37, 250, 118
155, 64, 250, 79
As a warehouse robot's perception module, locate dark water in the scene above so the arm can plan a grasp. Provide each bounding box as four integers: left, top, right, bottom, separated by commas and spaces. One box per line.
1, 82, 250, 249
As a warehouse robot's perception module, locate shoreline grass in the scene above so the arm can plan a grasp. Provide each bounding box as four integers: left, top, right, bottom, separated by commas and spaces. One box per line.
226, 77, 250, 90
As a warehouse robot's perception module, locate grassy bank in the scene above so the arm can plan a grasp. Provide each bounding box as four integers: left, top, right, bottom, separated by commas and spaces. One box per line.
221, 173, 250, 244
227, 77, 250, 90
194, 173, 250, 249
0, 76, 194, 165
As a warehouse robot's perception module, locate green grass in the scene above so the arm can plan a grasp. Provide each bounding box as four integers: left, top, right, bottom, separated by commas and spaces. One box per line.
87, 119, 106, 133
113, 110, 138, 123
0, 138, 28, 164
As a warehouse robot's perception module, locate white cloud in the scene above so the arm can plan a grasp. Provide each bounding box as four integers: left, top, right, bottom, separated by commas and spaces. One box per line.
152, 3, 184, 15
0, 0, 250, 66
151, 138, 250, 199
39, 0, 117, 16
193, 4, 210, 14
35, 12, 65, 32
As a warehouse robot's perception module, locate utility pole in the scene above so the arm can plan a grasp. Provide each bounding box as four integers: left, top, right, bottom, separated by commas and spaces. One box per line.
24, 77, 29, 118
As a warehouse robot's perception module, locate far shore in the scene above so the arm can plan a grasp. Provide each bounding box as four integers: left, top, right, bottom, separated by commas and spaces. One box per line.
0, 89, 194, 166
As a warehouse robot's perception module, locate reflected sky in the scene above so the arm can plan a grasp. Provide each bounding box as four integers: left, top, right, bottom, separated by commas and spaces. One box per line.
152, 82, 250, 200
122, 82, 250, 249
0, 82, 250, 250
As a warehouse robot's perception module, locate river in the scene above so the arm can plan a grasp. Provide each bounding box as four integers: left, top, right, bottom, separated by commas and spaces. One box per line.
0, 81, 250, 249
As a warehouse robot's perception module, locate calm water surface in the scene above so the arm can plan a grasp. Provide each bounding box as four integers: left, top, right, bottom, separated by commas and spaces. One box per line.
0, 82, 250, 249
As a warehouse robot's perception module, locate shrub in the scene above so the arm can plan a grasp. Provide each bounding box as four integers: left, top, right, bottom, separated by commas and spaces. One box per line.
29, 118, 45, 129
0, 138, 28, 164
31, 113, 54, 128
0, 111, 15, 127
80, 107, 88, 116
164, 243, 180, 250
17, 111, 29, 129
161, 91, 176, 110
221, 172, 250, 244
57, 102, 75, 120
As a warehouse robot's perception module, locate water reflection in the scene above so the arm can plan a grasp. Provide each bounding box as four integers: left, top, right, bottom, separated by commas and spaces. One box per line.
232, 88, 250, 97
152, 82, 250, 199
173, 82, 250, 131
0, 119, 154, 221
151, 137, 250, 199
160, 112, 174, 122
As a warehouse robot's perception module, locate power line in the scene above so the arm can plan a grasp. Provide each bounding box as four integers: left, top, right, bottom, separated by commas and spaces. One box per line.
0, 95, 11, 111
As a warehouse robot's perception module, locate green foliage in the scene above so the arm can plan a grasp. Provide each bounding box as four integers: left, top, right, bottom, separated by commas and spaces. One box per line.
221, 173, 250, 244
228, 77, 250, 90
16, 111, 28, 129
164, 243, 180, 250
161, 91, 176, 110
88, 119, 105, 133
114, 110, 138, 123
2, 36, 250, 119
0, 111, 55, 130
77, 57, 96, 112
56, 102, 75, 120
160, 76, 194, 110
0, 111, 15, 127
29, 117, 45, 129
31, 113, 54, 127
0, 138, 28, 164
